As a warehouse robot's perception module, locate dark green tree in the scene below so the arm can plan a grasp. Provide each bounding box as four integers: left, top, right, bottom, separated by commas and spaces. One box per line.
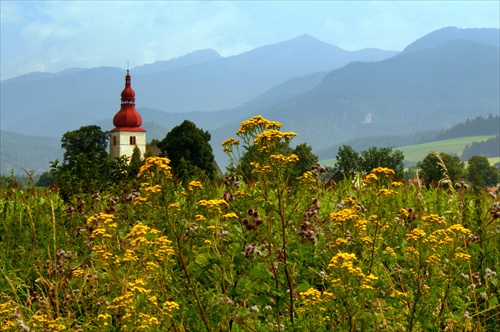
157, 120, 216, 181
466, 155, 500, 188
360, 147, 405, 180
291, 143, 319, 178
417, 152, 465, 187
129, 145, 143, 177
332, 145, 361, 180
144, 142, 160, 159
36, 171, 54, 187
53, 125, 110, 194
109, 155, 132, 183
0, 172, 18, 189
61, 125, 109, 166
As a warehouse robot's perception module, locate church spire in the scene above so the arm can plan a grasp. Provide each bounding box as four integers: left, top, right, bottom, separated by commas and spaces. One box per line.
110, 69, 147, 161
112, 70, 144, 130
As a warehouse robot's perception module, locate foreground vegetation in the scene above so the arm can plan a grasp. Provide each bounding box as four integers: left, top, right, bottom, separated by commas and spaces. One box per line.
1, 116, 499, 331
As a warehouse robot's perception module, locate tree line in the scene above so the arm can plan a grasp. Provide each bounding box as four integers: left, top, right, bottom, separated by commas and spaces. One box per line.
461, 135, 500, 161
436, 114, 499, 140
21, 120, 500, 195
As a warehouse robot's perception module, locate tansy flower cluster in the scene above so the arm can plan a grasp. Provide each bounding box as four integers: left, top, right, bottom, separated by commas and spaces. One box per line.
198, 198, 230, 215
30, 314, 66, 331
253, 129, 297, 147
163, 301, 180, 317
269, 153, 299, 164
422, 214, 446, 226
327, 252, 379, 289
371, 167, 395, 177
250, 162, 272, 175
104, 278, 171, 330
188, 180, 203, 190
236, 115, 282, 135
328, 252, 358, 270
137, 157, 172, 179
298, 288, 334, 313
376, 188, 398, 196
363, 167, 396, 185
221, 137, 240, 152
406, 228, 427, 241
330, 208, 359, 224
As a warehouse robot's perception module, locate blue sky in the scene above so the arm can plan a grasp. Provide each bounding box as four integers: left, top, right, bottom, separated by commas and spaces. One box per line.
1, 1, 499, 80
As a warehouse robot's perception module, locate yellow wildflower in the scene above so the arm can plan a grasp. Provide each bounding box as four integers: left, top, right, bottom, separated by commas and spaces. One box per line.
145, 184, 162, 193
377, 189, 397, 196
422, 214, 446, 226
328, 252, 357, 269
455, 252, 471, 260
188, 180, 203, 190
169, 203, 180, 209
447, 224, 471, 235
222, 212, 238, 219
329, 208, 358, 223
72, 269, 85, 277
221, 137, 240, 146
371, 167, 395, 177
363, 173, 378, 185
406, 228, 426, 241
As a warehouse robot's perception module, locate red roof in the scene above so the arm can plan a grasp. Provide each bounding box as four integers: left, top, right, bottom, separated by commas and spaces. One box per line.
112, 70, 145, 131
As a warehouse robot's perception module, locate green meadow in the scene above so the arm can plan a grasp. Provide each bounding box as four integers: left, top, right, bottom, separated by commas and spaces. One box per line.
320, 135, 499, 167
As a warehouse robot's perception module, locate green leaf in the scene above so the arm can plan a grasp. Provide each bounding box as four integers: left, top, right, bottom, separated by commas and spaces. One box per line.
233, 251, 245, 267
296, 282, 311, 293
488, 295, 498, 307
249, 265, 272, 279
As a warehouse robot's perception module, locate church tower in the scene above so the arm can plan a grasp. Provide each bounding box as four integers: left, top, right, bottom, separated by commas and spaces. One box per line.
109, 70, 146, 161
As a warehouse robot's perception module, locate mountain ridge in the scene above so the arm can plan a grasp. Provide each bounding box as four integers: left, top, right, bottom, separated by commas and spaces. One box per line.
1, 27, 498, 174
1, 34, 398, 138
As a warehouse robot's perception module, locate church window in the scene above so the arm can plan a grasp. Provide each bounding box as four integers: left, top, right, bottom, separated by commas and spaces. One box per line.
130, 136, 136, 145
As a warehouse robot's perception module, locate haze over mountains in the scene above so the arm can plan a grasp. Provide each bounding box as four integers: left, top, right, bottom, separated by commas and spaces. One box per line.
1, 27, 499, 175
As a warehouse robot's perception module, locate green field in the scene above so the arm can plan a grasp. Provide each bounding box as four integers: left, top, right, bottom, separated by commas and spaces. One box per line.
320, 135, 499, 166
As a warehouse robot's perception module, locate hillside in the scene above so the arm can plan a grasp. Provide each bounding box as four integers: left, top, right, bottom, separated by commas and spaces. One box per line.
208, 34, 499, 167
398, 135, 498, 163
0, 34, 397, 139
402, 26, 500, 54
319, 135, 499, 167
0, 131, 63, 175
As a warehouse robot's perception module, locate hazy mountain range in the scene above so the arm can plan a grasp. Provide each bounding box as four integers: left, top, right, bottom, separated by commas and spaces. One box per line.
1, 27, 499, 175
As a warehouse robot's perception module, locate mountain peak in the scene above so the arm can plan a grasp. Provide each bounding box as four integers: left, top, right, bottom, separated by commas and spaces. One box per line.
280, 34, 338, 48
402, 27, 500, 54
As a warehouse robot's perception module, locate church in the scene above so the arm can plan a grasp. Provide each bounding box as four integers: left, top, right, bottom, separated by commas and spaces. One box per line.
109, 70, 146, 160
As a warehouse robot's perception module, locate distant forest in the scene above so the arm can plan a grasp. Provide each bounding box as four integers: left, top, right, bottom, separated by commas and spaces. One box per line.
437, 114, 499, 140
426, 114, 500, 161
436, 114, 499, 161
461, 135, 500, 160
317, 114, 499, 160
